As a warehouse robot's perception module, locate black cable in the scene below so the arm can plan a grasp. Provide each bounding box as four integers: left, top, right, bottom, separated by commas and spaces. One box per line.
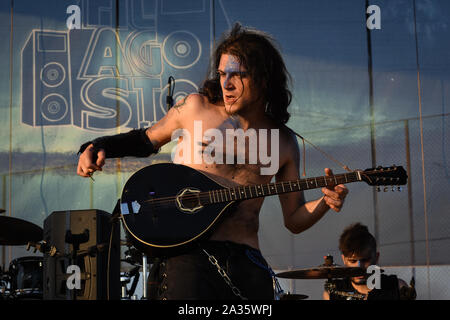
166, 76, 175, 110
107, 220, 114, 300
107, 212, 118, 300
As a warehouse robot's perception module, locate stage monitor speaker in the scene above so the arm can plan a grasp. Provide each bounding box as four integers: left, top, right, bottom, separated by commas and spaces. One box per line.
43, 209, 120, 300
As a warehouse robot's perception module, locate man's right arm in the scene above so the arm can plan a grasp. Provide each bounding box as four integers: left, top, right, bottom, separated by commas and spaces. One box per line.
76, 94, 195, 177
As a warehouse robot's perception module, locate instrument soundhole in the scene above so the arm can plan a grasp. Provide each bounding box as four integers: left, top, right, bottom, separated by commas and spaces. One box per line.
180, 193, 200, 209
176, 188, 202, 213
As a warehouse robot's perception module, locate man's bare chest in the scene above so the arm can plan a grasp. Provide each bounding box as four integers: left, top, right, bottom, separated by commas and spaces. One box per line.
175, 115, 281, 177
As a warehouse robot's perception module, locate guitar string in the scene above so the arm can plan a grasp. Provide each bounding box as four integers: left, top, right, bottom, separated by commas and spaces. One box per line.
129, 171, 400, 208
122, 171, 387, 208
138, 172, 357, 205
124, 169, 403, 209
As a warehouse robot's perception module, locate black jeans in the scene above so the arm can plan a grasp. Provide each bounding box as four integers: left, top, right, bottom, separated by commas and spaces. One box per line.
148, 240, 274, 300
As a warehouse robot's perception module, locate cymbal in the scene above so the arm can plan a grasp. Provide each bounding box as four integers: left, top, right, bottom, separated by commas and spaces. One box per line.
276, 266, 366, 280
0, 216, 43, 245
279, 293, 309, 300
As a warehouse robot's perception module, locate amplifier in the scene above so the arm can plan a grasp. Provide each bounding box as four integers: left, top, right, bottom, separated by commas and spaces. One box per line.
43, 209, 120, 300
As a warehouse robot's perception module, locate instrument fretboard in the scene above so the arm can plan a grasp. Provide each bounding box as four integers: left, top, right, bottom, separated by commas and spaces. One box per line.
203, 171, 360, 204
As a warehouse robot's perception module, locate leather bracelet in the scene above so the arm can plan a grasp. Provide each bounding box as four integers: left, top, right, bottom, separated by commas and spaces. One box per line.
77, 128, 158, 158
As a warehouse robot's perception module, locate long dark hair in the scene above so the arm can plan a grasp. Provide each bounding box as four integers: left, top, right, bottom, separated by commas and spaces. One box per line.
200, 23, 292, 124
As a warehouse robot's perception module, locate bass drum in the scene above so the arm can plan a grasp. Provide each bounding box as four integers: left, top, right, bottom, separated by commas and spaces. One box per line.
9, 256, 43, 299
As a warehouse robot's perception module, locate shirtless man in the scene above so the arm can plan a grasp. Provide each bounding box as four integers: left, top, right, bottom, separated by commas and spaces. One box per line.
77, 23, 348, 300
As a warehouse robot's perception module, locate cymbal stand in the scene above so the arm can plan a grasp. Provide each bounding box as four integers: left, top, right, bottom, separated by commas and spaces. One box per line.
142, 254, 148, 299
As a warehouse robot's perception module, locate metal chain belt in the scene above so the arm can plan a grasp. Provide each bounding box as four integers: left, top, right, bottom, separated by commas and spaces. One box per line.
202, 248, 248, 300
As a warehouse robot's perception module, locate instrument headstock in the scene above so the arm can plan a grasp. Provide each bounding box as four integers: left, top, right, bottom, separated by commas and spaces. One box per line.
360, 165, 408, 187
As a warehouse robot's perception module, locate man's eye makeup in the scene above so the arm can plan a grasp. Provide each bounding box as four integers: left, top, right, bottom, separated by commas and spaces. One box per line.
216, 70, 248, 78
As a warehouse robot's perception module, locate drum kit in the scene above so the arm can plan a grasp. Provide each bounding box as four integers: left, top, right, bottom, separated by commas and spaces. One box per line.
0, 210, 44, 300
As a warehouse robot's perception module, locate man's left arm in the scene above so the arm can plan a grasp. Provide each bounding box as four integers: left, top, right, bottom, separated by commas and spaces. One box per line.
276, 136, 348, 234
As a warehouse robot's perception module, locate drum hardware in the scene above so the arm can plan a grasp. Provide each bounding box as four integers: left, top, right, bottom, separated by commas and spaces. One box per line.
28, 239, 109, 260
26, 241, 59, 257
324, 280, 366, 300
123, 246, 143, 267
120, 243, 154, 300
322, 254, 336, 267
276, 265, 366, 280
120, 274, 132, 299
279, 293, 309, 300
399, 279, 417, 300
0, 266, 12, 300
142, 254, 149, 300
276, 255, 366, 280
7, 256, 44, 300
120, 266, 140, 300
120, 249, 150, 300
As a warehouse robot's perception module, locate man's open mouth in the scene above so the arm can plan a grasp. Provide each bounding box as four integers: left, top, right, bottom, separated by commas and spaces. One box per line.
224, 95, 236, 103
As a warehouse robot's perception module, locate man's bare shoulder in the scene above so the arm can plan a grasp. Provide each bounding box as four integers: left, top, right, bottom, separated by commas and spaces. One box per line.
171, 93, 224, 127
172, 93, 210, 113
267, 122, 300, 174
278, 124, 300, 153
146, 93, 216, 147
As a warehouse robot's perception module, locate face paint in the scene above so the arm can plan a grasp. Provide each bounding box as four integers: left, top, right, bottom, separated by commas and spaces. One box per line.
222, 55, 243, 88
218, 54, 254, 115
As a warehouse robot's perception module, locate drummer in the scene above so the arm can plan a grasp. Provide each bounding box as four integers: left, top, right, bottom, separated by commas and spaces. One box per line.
323, 223, 415, 300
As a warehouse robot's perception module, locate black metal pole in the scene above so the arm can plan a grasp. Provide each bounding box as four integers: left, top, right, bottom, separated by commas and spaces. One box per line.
404, 120, 416, 281
365, 0, 379, 242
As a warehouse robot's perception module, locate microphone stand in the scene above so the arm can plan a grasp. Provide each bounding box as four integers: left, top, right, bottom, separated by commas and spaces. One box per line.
166, 76, 175, 110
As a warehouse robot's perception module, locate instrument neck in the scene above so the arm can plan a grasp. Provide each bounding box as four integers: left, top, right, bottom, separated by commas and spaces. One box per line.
204, 171, 361, 204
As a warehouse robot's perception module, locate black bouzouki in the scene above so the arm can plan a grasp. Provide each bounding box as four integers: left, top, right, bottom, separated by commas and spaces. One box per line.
120, 163, 407, 256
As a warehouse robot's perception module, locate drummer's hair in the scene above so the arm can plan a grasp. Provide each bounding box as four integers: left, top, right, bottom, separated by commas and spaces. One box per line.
339, 223, 377, 257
